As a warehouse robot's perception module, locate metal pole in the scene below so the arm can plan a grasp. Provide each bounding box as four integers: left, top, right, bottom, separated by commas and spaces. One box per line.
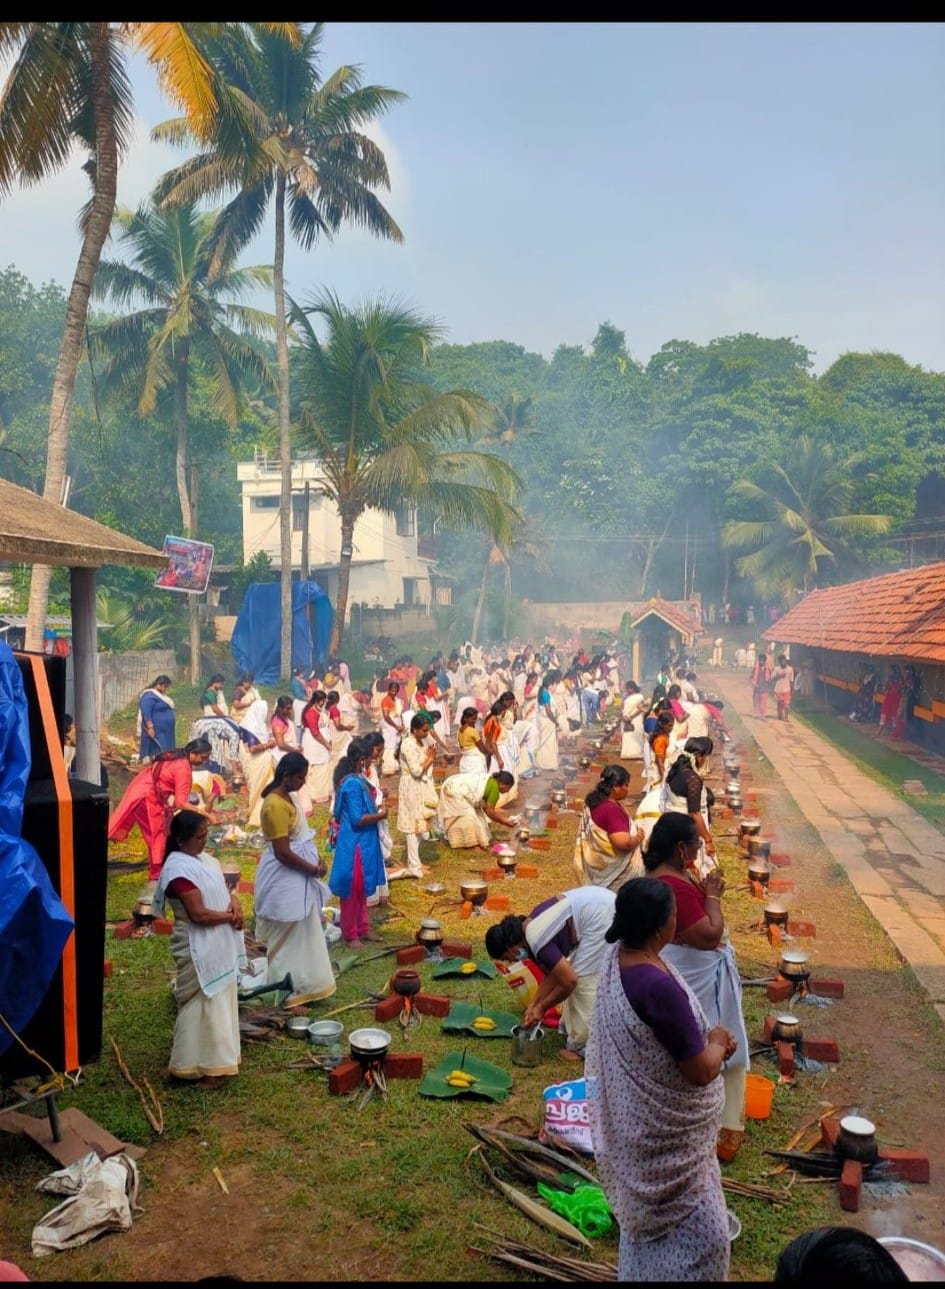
301, 480, 310, 581
71, 565, 101, 785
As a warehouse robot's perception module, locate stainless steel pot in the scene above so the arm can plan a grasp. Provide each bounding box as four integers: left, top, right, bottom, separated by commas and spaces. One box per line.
459, 879, 488, 907
747, 860, 771, 885
285, 1015, 313, 1039
837, 1115, 878, 1164
416, 917, 444, 950
770, 1013, 802, 1044
510, 1023, 544, 1067
349, 1027, 393, 1063
778, 949, 810, 981
748, 837, 771, 860
739, 817, 762, 838
763, 900, 789, 927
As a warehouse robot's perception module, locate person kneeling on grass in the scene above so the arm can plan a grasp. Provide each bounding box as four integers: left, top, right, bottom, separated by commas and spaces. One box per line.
437, 769, 518, 850
485, 886, 616, 1061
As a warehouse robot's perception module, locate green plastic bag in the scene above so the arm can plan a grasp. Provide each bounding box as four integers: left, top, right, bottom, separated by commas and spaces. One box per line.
536, 1181, 614, 1238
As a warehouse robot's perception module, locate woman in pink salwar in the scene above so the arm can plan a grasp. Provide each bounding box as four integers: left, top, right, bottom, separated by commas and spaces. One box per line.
108, 739, 215, 880
586, 878, 736, 1282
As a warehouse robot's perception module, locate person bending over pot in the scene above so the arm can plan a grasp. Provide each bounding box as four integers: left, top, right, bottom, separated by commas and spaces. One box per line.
485, 885, 616, 1061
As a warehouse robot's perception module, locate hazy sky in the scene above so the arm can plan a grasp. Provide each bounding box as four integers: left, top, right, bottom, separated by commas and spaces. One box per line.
3, 22, 944, 374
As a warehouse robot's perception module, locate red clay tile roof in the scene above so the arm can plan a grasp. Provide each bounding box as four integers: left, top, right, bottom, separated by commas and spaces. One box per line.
762, 562, 945, 664
630, 597, 702, 639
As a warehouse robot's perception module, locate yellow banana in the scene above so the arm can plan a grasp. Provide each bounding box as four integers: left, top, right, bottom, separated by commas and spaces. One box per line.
472, 1017, 497, 1030
459, 962, 477, 974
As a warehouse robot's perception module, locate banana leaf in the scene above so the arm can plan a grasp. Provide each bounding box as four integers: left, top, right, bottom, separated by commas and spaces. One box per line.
420, 1050, 513, 1102
431, 956, 498, 979
442, 1000, 520, 1038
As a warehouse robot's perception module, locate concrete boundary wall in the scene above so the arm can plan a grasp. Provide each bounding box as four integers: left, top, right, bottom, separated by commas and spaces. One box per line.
97, 650, 179, 722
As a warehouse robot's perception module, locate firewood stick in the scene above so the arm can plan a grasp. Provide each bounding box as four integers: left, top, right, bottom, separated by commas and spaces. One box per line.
110, 1037, 164, 1134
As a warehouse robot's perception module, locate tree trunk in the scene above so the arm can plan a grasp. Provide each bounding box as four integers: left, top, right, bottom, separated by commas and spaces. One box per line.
25, 23, 119, 651
274, 171, 293, 682
471, 549, 489, 644
501, 555, 511, 642
171, 352, 201, 685
637, 514, 674, 597
329, 512, 357, 655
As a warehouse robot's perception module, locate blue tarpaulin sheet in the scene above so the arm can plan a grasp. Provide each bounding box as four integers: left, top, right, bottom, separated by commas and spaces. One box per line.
230, 581, 333, 685
0, 642, 74, 1056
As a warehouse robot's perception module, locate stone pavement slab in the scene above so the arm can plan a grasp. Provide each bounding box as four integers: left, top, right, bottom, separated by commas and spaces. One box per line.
712, 673, 945, 1005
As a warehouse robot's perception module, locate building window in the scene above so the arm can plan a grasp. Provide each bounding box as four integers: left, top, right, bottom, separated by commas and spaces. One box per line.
252, 495, 279, 510
402, 577, 417, 607
395, 505, 415, 537
292, 494, 307, 532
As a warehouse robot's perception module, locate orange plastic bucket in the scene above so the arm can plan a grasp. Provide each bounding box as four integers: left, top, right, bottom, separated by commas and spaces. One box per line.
744, 1072, 776, 1120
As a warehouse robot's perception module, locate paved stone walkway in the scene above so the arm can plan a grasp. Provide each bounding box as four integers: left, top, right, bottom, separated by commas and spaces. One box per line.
711, 673, 945, 1027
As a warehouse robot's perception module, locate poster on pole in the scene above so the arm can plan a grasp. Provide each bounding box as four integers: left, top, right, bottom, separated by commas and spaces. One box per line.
154, 536, 214, 595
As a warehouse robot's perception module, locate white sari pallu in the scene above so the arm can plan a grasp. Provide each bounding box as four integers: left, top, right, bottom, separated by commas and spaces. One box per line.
154, 850, 245, 1080
572, 809, 639, 890
255, 795, 336, 1001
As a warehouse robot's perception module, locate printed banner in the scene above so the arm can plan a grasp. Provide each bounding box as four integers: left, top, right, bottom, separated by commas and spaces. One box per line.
155, 536, 214, 595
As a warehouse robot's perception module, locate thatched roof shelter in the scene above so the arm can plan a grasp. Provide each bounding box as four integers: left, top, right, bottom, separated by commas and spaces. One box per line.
0, 476, 166, 782
0, 478, 165, 570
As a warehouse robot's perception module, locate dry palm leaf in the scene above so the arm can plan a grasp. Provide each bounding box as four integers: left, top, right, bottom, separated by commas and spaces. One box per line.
474, 1146, 591, 1248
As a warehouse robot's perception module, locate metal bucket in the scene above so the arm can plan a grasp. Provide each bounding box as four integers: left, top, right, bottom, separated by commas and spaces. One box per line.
510, 1024, 544, 1067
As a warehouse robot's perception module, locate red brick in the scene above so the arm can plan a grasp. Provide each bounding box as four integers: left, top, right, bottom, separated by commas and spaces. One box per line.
749, 880, 767, 901
820, 1115, 841, 1148
809, 978, 845, 999
103, 960, 113, 979
529, 838, 552, 851
768, 878, 794, 893
877, 1148, 930, 1183
802, 1037, 839, 1063
787, 920, 817, 937
763, 1015, 777, 1042
766, 979, 794, 1004
328, 1060, 362, 1096
481, 866, 503, 880
152, 917, 173, 936
373, 994, 402, 1023
545, 817, 559, 829
384, 1052, 423, 1079
441, 939, 472, 958
237, 879, 254, 894
459, 901, 472, 920
839, 1159, 863, 1212
767, 924, 783, 948
414, 992, 451, 1018
395, 945, 426, 966
516, 864, 540, 879
776, 1041, 795, 1079
113, 920, 136, 940
770, 853, 792, 867
483, 895, 511, 912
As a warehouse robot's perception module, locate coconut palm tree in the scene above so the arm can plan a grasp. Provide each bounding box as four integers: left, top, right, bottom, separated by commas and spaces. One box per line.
291, 291, 522, 654
0, 21, 299, 652
470, 392, 538, 642
89, 200, 276, 680
154, 22, 405, 680
721, 435, 892, 600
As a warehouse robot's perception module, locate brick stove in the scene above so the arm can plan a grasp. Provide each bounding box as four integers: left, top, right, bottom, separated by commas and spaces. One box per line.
820, 1113, 930, 1212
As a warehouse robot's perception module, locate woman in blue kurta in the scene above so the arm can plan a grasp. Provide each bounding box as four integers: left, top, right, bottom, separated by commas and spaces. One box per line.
138, 675, 176, 761
328, 737, 387, 948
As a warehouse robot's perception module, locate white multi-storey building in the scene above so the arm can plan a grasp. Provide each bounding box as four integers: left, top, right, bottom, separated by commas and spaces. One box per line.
237, 451, 444, 617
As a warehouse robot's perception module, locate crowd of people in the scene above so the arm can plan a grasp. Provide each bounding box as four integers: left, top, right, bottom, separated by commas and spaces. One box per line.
102, 637, 933, 1284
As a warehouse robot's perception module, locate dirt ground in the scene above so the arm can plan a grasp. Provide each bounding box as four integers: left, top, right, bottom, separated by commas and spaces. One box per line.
8, 707, 945, 1281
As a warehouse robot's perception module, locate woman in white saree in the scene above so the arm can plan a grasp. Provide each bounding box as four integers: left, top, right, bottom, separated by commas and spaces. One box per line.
254, 754, 336, 1001
153, 810, 245, 1086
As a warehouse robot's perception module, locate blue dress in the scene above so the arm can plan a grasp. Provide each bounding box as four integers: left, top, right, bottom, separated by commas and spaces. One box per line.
139, 690, 176, 759
328, 773, 384, 900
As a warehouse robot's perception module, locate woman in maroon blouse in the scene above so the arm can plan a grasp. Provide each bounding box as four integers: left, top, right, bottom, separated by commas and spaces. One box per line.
643, 811, 750, 1161
573, 764, 640, 888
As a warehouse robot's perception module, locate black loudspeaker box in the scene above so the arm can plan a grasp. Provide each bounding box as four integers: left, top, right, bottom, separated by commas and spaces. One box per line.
0, 779, 109, 1078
